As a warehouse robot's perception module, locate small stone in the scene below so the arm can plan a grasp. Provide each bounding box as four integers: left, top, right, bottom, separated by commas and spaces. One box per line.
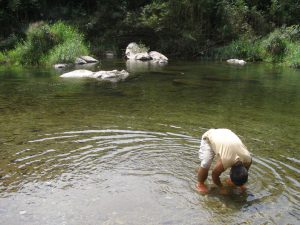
80, 56, 98, 63
54, 64, 67, 69
75, 57, 87, 65
19, 210, 27, 215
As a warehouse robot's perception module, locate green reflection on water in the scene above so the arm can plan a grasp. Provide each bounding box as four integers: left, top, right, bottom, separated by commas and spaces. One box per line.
0, 60, 299, 224
2, 61, 299, 153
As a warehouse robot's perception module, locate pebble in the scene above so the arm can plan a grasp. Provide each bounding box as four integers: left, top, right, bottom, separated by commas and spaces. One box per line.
19, 210, 27, 215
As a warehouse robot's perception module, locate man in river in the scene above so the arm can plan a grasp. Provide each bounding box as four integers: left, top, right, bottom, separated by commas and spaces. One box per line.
196, 128, 252, 194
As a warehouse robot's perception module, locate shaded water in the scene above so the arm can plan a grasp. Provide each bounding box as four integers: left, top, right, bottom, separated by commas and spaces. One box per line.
0, 60, 299, 224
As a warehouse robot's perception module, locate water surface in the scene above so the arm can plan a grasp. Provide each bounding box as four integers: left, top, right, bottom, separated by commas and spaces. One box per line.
0, 60, 299, 224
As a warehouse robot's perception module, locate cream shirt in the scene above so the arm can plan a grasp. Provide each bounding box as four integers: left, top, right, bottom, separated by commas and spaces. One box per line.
202, 128, 251, 169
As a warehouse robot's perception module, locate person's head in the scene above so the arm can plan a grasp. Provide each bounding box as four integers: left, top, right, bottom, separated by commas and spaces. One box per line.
230, 161, 248, 186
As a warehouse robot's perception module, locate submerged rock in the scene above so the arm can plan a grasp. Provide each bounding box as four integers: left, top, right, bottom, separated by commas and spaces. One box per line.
226, 59, 246, 65
60, 69, 129, 82
93, 70, 129, 81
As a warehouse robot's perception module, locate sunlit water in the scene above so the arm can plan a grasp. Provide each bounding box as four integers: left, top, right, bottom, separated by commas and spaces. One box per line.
0, 60, 299, 224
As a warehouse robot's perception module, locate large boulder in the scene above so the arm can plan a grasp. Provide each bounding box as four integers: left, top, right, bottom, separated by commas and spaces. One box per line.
125, 42, 144, 59
60, 69, 129, 82
226, 59, 246, 65
125, 42, 168, 64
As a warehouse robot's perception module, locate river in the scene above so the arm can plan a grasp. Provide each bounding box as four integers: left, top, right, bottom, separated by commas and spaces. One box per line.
0, 60, 299, 224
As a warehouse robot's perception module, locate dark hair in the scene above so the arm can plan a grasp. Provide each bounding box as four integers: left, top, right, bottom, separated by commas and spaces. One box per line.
230, 161, 248, 186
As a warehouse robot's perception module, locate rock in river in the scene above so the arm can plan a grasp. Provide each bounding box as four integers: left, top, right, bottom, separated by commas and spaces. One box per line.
60, 69, 129, 82
226, 59, 246, 65
125, 42, 168, 63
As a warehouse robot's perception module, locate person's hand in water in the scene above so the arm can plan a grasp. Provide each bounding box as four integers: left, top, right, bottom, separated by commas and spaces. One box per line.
226, 178, 247, 191
225, 178, 235, 186
219, 186, 229, 195
196, 182, 208, 194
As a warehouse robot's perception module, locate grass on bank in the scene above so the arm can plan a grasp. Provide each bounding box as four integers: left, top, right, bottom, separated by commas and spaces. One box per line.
214, 25, 300, 68
6, 21, 89, 66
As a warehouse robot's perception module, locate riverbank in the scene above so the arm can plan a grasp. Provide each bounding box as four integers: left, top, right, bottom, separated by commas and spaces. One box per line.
0, 23, 300, 69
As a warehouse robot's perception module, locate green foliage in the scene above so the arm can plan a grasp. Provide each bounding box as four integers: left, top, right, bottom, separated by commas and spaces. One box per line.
214, 25, 300, 68
0, 34, 19, 51
260, 30, 287, 62
137, 42, 150, 53
140, 1, 169, 32
7, 21, 89, 65
45, 41, 88, 65
0, 51, 6, 63
214, 38, 262, 61
1, 1, 300, 63
285, 42, 300, 68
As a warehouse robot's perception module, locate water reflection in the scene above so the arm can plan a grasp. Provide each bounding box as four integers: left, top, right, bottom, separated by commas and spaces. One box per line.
0, 61, 299, 224
126, 59, 167, 73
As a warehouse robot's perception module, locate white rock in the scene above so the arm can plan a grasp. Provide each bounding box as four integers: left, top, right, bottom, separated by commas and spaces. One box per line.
75, 57, 87, 65
60, 69, 94, 78
134, 52, 152, 60
149, 51, 168, 62
19, 211, 27, 215
125, 43, 169, 63
94, 70, 129, 81
226, 59, 246, 65
60, 69, 129, 82
125, 42, 143, 59
79, 56, 98, 63
53, 64, 67, 69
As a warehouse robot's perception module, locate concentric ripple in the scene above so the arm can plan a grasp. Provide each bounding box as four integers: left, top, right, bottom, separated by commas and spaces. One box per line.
0, 129, 299, 225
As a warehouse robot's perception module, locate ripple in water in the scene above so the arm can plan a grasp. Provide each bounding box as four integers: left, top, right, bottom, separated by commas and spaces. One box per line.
0, 129, 299, 225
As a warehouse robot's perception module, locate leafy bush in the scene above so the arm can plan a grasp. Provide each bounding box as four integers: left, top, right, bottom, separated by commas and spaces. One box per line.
213, 38, 262, 61
7, 21, 89, 65
45, 41, 88, 64
0, 51, 6, 63
260, 30, 287, 62
285, 42, 300, 68
0, 34, 19, 51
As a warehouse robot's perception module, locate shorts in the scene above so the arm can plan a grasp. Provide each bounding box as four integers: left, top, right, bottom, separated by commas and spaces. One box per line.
199, 138, 215, 169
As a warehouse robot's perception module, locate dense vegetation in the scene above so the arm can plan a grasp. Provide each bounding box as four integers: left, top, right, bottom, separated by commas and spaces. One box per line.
0, 0, 300, 66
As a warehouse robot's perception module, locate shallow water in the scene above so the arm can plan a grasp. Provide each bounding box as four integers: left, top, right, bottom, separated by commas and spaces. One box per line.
0, 60, 299, 224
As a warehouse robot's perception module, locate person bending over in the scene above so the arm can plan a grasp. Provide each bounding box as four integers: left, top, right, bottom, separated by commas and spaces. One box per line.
197, 128, 252, 194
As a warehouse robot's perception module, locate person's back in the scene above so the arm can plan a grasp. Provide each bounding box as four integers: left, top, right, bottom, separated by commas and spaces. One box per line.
197, 128, 252, 194
202, 128, 251, 170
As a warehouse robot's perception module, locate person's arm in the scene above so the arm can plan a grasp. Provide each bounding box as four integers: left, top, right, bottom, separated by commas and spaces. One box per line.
212, 159, 225, 187
212, 159, 228, 194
